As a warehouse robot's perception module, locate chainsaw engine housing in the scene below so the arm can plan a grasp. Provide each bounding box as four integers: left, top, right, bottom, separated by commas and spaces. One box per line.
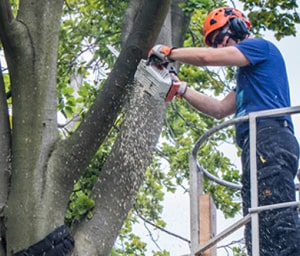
134, 59, 173, 101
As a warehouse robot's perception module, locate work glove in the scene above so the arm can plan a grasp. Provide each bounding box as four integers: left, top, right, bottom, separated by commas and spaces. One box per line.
165, 73, 187, 102
148, 44, 176, 64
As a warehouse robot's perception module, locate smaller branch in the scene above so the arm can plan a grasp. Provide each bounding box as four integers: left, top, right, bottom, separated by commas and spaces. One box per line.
143, 221, 162, 251
133, 205, 191, 244
217, 238, 245, 249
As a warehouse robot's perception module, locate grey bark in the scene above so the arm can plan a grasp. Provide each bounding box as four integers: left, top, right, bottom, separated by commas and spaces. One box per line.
0, 60, 10, 256
0, 0, 65, 253
72, 85, 166, 255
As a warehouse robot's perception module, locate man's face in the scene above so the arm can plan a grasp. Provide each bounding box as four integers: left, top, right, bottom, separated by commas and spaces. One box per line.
210, 28, 236, 48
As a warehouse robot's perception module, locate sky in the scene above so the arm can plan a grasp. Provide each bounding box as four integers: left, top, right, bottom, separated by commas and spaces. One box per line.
132, 21, 300, 256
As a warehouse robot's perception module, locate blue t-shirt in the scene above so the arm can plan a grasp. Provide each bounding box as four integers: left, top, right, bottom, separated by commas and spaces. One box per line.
234, 38, 293, 147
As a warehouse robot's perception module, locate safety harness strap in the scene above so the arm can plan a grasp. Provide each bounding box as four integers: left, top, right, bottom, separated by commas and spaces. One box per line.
12, 225, 74, 256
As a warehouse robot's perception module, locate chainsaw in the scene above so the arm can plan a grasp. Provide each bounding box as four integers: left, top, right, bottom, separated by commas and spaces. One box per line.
134, 59, 181, 102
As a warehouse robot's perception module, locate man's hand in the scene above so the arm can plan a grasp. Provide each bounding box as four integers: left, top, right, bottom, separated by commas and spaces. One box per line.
165, 77, 187, 102
148, 44, 175, 64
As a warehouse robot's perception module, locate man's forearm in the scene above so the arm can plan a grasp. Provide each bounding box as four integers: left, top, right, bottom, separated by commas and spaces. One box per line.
183, 87, 236, 119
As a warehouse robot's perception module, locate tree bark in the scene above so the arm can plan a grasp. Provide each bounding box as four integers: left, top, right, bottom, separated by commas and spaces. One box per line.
1, 0, 65, 253
73, 85, 166, 255
0, 61, 10, 256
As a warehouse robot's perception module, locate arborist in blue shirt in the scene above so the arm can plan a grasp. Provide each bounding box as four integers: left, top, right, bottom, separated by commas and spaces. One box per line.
149, 6, 300, 256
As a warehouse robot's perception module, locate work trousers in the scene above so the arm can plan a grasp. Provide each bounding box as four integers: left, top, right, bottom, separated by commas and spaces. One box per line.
241, 121, 300, 256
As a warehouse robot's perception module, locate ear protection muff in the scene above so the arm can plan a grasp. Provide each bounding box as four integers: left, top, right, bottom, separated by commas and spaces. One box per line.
228, 18, 249, 41
203, 7, 251, 46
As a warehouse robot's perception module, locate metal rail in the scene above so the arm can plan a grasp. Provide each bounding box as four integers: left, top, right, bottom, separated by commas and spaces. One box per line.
190, 106, 300, 256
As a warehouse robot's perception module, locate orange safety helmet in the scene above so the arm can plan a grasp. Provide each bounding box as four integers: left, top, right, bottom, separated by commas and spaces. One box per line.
203, 7, 251, 46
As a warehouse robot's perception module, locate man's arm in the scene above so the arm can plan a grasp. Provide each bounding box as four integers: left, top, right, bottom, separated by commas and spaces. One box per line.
170, 46, 250, 67
183, 88, 236, 120
148, 45, 239, 118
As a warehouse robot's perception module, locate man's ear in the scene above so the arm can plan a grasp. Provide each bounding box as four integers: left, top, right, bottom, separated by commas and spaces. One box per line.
229, 18, 249, 38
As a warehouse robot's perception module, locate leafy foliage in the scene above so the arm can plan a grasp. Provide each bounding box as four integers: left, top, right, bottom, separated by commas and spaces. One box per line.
65, 147, 109, 226
57, 0, 127, 122
233, 246, 248, 256
241, 0, 300, 39
179, 0, 216, 14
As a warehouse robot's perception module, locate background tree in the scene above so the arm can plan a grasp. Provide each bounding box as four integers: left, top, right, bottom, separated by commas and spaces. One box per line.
0, 0, 299, 255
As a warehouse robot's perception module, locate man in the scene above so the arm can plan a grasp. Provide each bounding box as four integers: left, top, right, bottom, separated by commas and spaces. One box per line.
149, 7, 300, 256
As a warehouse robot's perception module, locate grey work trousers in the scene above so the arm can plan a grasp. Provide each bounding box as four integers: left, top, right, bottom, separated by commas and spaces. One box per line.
241, 121, 300, 256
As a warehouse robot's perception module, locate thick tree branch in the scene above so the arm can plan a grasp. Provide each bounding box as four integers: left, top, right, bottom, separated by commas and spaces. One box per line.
72, 84, 167, 255
54, 0, 172, 199
121, 0, 141, 45
171, 0, 191, 47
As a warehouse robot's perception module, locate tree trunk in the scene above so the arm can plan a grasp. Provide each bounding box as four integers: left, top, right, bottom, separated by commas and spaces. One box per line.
1, 0, 65, 253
